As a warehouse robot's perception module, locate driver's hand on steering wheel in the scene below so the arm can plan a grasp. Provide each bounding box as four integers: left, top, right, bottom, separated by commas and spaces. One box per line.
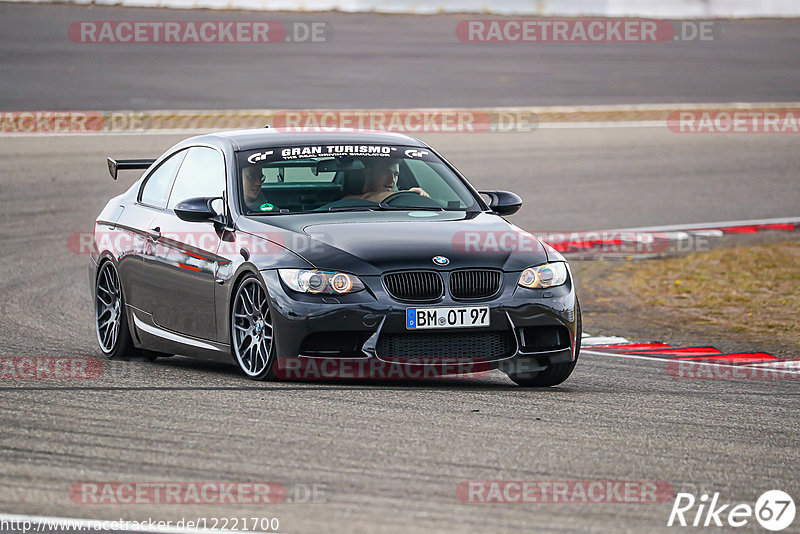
407, 187, 430, 197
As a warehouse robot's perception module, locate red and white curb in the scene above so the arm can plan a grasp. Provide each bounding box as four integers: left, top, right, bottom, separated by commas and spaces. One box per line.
581, 333, 800, 379
538, 216, 800, 256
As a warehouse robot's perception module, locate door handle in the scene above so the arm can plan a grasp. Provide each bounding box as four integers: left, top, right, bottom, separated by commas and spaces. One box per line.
147, 226, 161, 240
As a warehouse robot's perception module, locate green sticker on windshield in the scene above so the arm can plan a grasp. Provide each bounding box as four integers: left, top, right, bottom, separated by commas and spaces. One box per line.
259, 203, 274, 212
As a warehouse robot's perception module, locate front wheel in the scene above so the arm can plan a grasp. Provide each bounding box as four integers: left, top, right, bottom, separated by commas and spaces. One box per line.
507, 300, 582, 387
231, 274, 276, 380
94, 260, 137, 359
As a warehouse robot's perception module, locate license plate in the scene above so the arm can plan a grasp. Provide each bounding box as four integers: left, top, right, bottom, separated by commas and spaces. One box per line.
406, 306, 490, 330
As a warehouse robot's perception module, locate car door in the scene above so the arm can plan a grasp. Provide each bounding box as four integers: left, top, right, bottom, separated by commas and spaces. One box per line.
118, 149, 187, 313
144, 146, 227, 341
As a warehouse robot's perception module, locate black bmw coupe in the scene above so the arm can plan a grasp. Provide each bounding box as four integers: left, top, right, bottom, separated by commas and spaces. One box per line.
91, 129, 580, 386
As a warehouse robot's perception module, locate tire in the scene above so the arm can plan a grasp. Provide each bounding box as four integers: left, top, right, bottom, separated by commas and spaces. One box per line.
94, 260, 137, 360
507, 300, 582, 387
230, 273, 276, 380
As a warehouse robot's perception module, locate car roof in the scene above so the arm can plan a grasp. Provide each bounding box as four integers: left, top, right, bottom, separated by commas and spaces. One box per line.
181, 128, 428, 152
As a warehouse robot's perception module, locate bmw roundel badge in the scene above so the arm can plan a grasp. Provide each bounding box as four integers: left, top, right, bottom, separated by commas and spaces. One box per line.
432, 256, 450, 266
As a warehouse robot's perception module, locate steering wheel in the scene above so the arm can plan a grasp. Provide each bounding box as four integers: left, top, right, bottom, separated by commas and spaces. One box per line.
380, 191, 426, 205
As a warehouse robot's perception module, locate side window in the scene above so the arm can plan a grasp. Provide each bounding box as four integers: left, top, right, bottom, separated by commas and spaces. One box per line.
167, 147, 226, 210
405, 160, 464, 206
139, 150, 186, 208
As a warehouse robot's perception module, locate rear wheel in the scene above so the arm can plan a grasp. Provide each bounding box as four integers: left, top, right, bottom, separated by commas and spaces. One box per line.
507, 300, 582, 387
94, 261, 136, 359
231, 274, 276, 380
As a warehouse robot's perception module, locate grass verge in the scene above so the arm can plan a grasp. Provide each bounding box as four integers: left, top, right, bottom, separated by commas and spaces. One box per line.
600, 240, 800, 350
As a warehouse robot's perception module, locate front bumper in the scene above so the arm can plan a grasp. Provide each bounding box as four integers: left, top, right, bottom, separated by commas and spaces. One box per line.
261, 269, 579, 375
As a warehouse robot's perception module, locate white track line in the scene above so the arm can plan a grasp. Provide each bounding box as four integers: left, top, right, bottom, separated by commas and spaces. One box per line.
0, 129, 224, 138
581, 336, 632, 346
687, 229, 724, 237
7, 118, 800, 136
0, 123, 666, 136
583, 349, 676, 363
743, 361, 800, 369
537, 121, 666, 129
0, 512, 274, 534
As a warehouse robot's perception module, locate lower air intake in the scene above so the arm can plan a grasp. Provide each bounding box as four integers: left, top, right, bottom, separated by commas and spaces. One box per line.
376, 331, 515, 361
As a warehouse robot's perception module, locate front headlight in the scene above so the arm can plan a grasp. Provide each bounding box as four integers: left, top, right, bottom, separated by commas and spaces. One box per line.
278, 269, 365, 294
518, 262, 568, 289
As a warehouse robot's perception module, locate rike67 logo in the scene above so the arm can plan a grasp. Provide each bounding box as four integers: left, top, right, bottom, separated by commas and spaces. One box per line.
668, 490, 795, 531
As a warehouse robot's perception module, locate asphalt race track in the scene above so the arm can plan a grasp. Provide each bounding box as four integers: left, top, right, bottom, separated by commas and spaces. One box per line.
0, 129, 798, 533
2, 4, 800, 109
2, 2, 800, 532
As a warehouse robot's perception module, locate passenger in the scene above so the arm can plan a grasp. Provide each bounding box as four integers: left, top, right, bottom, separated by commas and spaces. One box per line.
344, 158, 428, 203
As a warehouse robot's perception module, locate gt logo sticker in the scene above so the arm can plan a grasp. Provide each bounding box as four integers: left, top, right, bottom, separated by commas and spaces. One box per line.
247, 151, 273, 164
405, 149, 429, 158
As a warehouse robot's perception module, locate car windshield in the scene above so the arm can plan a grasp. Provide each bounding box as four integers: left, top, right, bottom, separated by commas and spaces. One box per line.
236, 144, 482, 214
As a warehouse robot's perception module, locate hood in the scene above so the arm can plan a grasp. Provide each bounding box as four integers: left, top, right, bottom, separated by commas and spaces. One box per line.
237, 211, 548, 275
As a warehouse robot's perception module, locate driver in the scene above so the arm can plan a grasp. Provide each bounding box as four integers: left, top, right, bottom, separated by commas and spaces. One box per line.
344, 158, 428, 203
242, 166, 270, 211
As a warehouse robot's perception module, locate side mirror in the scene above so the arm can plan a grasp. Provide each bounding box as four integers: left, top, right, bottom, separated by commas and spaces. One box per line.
174, 196, 220, 222
479, 190, 522, 216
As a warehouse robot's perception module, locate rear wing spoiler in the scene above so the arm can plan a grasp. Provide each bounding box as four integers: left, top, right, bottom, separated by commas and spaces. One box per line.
107, 157, 155, 180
